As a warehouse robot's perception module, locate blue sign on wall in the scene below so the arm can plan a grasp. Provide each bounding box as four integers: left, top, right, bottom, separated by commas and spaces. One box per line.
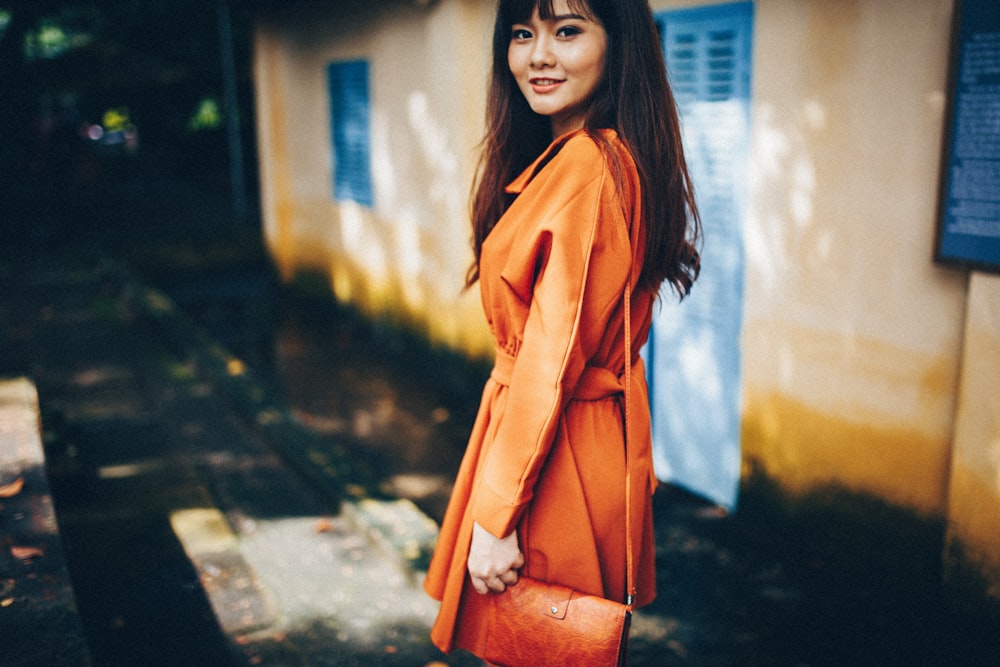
648, 2, 753, 510
936, 0, 1000, 272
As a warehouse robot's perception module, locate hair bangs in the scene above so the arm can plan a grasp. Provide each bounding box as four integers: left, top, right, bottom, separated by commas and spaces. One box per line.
501, 0, 597, 25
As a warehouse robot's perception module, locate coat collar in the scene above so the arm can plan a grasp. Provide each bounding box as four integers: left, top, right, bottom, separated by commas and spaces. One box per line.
504, 128, 595, 195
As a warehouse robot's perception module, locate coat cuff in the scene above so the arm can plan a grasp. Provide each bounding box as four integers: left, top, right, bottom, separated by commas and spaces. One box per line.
469, 481, 525, 539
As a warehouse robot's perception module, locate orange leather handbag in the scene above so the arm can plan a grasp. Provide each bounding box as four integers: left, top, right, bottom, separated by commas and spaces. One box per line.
482, 578, 632, 666
481, 282, 638, 667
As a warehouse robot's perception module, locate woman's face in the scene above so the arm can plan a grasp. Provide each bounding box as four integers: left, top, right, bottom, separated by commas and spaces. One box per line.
507, 0, 608, 138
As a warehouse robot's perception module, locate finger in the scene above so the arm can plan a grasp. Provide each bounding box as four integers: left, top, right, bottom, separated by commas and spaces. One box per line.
499, 569, 519, 585
487, 576, 507, 593
471, 577, 489, 595
512, 550, 525, 569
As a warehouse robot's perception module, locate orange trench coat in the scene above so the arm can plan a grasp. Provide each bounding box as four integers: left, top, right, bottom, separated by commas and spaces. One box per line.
424, 128, 659, 656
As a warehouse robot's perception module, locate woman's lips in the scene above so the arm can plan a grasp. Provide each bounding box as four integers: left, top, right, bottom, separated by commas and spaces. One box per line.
530, 78, 564, 94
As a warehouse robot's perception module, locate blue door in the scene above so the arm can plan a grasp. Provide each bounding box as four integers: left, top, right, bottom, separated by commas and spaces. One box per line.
647, 3, 753, 510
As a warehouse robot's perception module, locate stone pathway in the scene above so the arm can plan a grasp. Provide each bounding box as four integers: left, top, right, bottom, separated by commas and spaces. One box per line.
3, 243, 999, 666
0, 252, 477, 666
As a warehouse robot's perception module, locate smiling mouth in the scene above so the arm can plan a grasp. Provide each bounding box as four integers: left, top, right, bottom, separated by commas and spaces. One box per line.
529, 78, 564, 92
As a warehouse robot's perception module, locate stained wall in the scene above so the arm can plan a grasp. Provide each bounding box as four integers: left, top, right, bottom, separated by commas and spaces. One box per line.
252, 0, 1000, 595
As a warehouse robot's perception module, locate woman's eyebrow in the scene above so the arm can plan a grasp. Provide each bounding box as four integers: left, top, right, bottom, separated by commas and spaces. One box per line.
551, 14, 588, 21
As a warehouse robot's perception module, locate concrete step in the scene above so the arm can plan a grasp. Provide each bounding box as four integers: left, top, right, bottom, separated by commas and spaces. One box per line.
170, 497, 451, 665
0, 378, 92, 667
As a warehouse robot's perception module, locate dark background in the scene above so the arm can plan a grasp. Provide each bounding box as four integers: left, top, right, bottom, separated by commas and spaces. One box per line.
0, 0, 263, 240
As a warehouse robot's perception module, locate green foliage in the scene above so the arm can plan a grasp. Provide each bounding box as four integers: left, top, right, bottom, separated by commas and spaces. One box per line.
188, 97, 223, 132
0, 9, 11, 41
102, 106, 131, 132
22, 5, 101, 60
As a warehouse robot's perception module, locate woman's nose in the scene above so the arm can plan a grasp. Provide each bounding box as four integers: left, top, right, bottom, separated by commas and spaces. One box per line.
530, 35, 555, 68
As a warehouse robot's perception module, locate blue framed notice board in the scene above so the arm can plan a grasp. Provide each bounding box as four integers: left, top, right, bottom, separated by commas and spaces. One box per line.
935, 0, 1000, 272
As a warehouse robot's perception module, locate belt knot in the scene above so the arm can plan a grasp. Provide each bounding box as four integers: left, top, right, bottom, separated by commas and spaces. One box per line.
490, 348, 630, 401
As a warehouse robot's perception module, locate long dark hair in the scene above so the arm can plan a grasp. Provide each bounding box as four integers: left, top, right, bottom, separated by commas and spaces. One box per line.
468, 0, 701, 297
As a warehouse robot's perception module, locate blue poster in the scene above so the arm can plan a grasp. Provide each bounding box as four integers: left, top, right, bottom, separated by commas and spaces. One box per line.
936, 0, 1000, 271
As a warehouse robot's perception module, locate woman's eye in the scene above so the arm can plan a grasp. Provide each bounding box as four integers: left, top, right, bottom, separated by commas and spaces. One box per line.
556, 25, 582, 38
511, 28, 532, 40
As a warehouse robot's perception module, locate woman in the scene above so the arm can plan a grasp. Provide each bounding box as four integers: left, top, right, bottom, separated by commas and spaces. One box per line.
424, 0, 700, 660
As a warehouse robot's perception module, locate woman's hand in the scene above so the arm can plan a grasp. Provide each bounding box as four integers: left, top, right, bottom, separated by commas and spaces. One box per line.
468, 521, 525, 595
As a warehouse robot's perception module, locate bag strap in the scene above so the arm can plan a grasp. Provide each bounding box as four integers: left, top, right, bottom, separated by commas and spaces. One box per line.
623, 278, 636, 608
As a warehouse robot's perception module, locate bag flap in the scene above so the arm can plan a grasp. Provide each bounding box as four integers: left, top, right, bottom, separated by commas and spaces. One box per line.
539, 585, 574, 620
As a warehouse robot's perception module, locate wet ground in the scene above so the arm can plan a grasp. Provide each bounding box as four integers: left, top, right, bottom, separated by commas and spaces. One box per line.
2, 171, 1000, 665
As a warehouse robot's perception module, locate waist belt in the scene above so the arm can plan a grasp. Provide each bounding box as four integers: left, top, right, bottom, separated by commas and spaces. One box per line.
490, 347, 641, 401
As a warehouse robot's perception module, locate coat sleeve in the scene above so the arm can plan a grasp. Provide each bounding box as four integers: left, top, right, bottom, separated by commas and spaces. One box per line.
469, 137, 633, 539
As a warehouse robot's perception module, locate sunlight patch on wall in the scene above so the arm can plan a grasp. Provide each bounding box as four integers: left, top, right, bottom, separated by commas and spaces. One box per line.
404, 88, 468, 304
330, 262, 354, 304
790, 157, 816, 229
747, 103, 797, 293
339, 203, 387, 281
394, 208, 428, 311
369, 105, 396, 205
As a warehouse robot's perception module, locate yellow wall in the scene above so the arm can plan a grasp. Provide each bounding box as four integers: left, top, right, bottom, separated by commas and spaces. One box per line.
254, 0, 494, 357
641, 0, 967, 519
253, 0, 1000, 593
947, 273, 1000, 597
735, 0, 966, 517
